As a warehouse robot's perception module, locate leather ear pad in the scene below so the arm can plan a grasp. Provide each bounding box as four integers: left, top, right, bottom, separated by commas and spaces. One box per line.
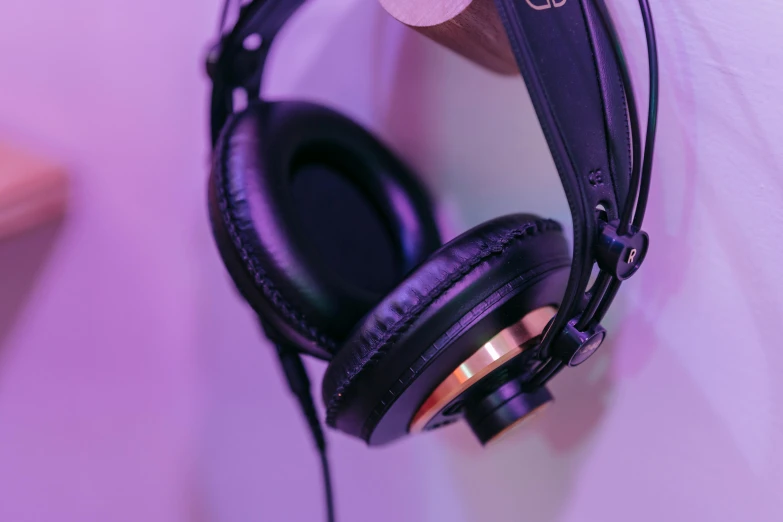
208, 101, 441, 359
321, 214, 571, 444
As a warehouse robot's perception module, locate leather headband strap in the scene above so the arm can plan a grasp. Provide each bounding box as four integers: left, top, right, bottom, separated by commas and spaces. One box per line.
493, 0, 633, 360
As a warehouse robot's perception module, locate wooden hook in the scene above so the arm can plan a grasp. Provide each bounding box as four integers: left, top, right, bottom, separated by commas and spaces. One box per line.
378, 0, 518, 75
0, 141, 69, 241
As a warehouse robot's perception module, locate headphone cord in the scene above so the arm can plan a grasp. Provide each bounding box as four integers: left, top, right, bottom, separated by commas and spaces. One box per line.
573, 0, 659, 332
593, 0, 658, 235
275, 343, 336, 522
630, 0, 658, 230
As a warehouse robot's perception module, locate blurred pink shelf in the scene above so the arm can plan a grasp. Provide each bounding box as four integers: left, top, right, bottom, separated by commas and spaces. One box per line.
0, 141, 69, 241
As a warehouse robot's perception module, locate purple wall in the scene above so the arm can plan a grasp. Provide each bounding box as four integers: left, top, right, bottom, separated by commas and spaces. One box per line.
1, 0, 782, 521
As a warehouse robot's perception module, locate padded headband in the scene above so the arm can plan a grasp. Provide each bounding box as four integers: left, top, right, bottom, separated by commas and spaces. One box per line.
493, 0, 635, 366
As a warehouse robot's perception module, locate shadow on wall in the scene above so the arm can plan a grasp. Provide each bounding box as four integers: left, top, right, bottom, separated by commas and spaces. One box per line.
610, 0, 699, 378
0, 217, 65, 363
657, 0, 783, 485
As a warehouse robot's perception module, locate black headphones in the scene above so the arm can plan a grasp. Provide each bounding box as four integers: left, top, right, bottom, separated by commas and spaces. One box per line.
205, 0, 658, 519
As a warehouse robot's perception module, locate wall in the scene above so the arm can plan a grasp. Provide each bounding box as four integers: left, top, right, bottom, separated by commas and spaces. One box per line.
1, 0, 782, 521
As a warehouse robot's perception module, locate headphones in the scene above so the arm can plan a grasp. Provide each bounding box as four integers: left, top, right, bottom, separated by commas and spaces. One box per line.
205, 0, 658, 519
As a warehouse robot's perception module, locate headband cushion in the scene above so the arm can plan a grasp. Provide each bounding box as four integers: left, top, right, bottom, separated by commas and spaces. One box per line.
209, 101, 441, 359
321, 213, 571, 444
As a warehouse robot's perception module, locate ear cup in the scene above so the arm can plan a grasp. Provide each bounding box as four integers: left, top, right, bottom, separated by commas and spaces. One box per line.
208, 101, 442, 359
321, 214, 571, 445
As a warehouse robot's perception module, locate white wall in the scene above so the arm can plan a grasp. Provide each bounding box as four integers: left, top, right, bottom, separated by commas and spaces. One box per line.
1, 0, 782, 521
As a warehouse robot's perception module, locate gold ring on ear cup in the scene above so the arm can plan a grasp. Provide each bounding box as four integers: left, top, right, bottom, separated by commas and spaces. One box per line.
409, 306, 557, 433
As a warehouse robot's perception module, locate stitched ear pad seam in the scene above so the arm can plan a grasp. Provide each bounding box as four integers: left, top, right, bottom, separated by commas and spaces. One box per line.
212, 109, 338, 352
323, 218, 563, 426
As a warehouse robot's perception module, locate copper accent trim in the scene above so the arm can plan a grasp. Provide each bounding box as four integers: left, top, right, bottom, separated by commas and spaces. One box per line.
409, 306, 556, 433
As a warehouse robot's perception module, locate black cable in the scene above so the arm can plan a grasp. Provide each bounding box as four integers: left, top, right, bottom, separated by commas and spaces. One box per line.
576, 271, 612, 331
592, 277, 622, 324
570, 0, 658, 332
571, 0, 644, 331
632, 0, 659, 229
530, 358, 564, 389
212, 0, 337, 517
589, 0, 642, 236
594, 0, 658, 235
320, 448, 336, 522
275, 343, 336, 522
